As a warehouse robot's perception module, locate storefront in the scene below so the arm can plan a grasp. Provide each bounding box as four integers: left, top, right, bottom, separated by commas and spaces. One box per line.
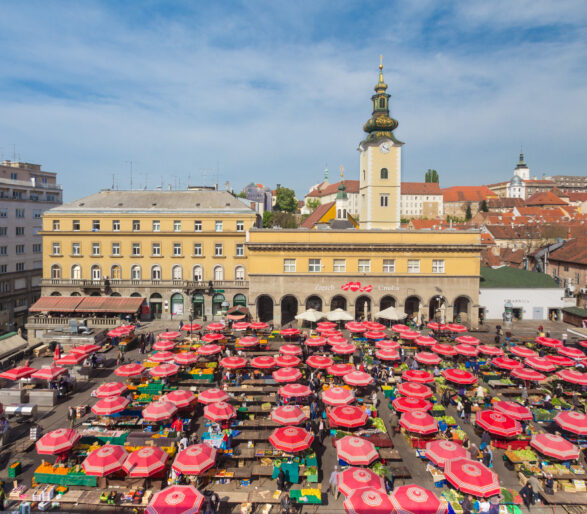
170, 293, 184, 319
212, 293, 226, 317
233, 293, 247, 307
192, 293, 205, 319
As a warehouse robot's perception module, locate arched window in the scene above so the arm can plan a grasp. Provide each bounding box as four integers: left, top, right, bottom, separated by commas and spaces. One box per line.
235, 265, 245, 281
343, 209, 347, 218
151, 265, 161, 281
91, 265, 101, 281
172, 265, 183, 280
337, 209, 341, 218
213, 265, 224, 281
51, 264, 61, 279
379, 98, 385, 109
193, 265, 203, 282
380, 168, 388, 179
131, 265, 141, 280
111, 265, 121, 280
71, 264, 81, 280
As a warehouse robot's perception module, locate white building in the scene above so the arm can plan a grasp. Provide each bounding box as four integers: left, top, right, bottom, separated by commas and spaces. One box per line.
400, 182, 444, 219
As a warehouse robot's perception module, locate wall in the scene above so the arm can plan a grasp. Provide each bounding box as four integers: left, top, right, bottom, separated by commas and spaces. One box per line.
479, 287, 574, 320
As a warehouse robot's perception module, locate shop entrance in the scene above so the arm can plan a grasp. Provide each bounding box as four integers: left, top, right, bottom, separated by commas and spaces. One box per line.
170, 293, 184, 319
192, 293, 205, 319
149, 293, 162, 319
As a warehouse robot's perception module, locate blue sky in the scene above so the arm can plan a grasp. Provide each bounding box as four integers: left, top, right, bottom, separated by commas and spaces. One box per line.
0, 0, 585, 201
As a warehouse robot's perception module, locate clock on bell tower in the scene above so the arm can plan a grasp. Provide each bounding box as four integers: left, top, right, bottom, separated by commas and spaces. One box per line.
358, 57, 403, 230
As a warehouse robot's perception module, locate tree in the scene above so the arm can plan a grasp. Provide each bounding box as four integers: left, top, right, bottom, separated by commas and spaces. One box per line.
262, 211, 274, 228
480, 199, 488, 212
274, 187, 297, 212
237, 191, 247, 199
425, 169, 439, 183
306, 198, 321, 212
465, 203, 472, 221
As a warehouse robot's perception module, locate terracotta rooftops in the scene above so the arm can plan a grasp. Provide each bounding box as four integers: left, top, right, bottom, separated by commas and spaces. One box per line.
401, 182, 442, 195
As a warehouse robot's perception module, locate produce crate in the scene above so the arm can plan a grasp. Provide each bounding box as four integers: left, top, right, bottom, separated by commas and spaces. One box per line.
8, 461, 21, 478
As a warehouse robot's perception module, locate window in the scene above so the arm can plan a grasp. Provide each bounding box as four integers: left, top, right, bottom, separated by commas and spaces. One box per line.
51, 219, 60, 230
51, 264, 61, 279
283, 259, 296, 272
10, 172, 17, 180
46, 194, 56, 202
172, 265, 183, 280
73, 220, 80, 231
173, 243, 182, 256
194, 220, 202, 232
213, 265, 224, 281
193, 243, 202, 256
358, 259, 371, 273
380, 194, 389, 207
309, 259, 321, 272
0, 247, 6, 256
111, 265, 122, 280
235, 265, 245, 280
131, 265, 141, 280
0, 265, 6, 274
33, 243, 42, 253
152, 243, 160, 256
132, 243, 141, 256
152, 220, 160, 232
383, 259, 395, 273
151, 265, 161, 280
132, 220, 140, 231
92, 243, 100, 256
111, 243, 119, 256
236, 244, 244, 257
92, 220, 100, 231
91, 265, 101, 281
380, 168, 388, 179
16, 208, 25, 218
16, 262, 24, 272
215, 220, 223, 232
0, 281, 10, 292
236, 220, 244, 232
71, 264, 81, 279
173, 220, 181, 232
16, 227, 24, 236
112, 220, 120, 231
215, 243, 223, 256
0, 228, 6, 236
408, 259, 420, 273
52, 242, 60, 255
0, 209, 6, 217
432, 260, 445, 273
193, 265, 203, 281
333, 259, 346, 272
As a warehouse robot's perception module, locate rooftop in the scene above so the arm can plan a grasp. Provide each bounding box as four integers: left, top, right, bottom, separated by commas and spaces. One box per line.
300, 201, 335, 229
480, 266, 559, 288
401, 182, 442, 195
306, 180, 359, 198
548, 237, 587, 266
442, 186, 498, 203
526, 191, 568, 206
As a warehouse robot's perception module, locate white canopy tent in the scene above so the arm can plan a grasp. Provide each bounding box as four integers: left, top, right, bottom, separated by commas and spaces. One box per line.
326, 308, 354, 321
295, 308, 326, 323
373, 306, 407, 321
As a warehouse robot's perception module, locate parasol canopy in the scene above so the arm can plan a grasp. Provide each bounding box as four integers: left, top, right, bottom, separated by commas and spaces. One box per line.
271, 405, 308, 426
530, 433, 580, 460
123, 446, 168, 477
172, 444, 217, 475
145, 485, 203, 514
94, 381, 127, 398
337, 467, 385, 497
272, 367, 302, 383
554, 410, 587, 436
343, 371, 374, 387
197, 388, 229, 404
475, 410, 522, 437
91, 396, 129, 416
442, 368, 477, 385
327, 405, 368, 428
444, 458, 501, 497
343, 488, 393, 514
82, 444, 128, 476
426, 440, 471, 469
392, 397, 432, 412
397, 382, 433, 399
389, 485, 448, 514
335, 436, 378, 465
269, 426, 313, 452
322, 386, 355, 406
399, 411, 438, 435
36, 428, 80, 455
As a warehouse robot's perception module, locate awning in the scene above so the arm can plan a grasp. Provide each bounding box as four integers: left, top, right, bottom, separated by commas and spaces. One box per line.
29, 296, 84, 313
0, 333, 29, 360
227, 306, 250, 316
29, 296, 144, 314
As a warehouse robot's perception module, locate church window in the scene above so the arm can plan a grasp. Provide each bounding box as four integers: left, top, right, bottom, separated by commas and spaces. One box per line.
380, 168, 388, 179
380, 194, 389, 207
379, 98, 385, 108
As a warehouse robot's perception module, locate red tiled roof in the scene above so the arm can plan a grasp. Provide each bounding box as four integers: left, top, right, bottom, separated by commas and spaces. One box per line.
480, 233, 495, 245
300, 201, 335, 229
29, 296, 144, 313
487, 198, 525, 209
306, 180, 360, 198
401, 182, 442, 195
522, 179, 556, 185
568, 192, 587, 203
526, 191, 568, 206
548, 238, 587, 266
29, 296, 84, 312
442, 186, 498, 202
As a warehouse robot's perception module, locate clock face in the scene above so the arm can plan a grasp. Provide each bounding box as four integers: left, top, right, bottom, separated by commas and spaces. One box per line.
379, 142, 391, 154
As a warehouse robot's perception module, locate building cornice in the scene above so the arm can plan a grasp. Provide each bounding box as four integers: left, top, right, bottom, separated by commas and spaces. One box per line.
245, 243, 483, 253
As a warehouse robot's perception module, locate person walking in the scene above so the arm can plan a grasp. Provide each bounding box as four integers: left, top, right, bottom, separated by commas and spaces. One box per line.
328, 466, 339, 499
68, 406, 77, 428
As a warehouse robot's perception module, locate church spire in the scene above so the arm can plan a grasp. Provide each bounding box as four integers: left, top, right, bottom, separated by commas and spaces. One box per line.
336, 165, 347, 200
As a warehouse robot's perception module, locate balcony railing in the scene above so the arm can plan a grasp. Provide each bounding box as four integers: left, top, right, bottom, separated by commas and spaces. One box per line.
41, 279, 249, 289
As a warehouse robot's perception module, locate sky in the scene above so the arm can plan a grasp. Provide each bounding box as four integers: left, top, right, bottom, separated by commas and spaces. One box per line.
0, 0, 586, 201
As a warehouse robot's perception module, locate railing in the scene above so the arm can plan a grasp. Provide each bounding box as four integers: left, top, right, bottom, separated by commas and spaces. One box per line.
42, 279, 249, 289
26, 316, 120, 327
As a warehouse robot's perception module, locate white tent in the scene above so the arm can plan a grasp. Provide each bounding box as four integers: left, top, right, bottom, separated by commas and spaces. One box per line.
295, 308, 325, 323
373, 306, 407, 321
326, 308, 354, 321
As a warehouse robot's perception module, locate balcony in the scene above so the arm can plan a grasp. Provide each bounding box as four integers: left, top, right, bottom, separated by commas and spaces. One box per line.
41, 279, 249, 290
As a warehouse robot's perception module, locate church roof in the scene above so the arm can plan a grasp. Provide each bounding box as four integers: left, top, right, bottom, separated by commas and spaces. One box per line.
306, 180, 360, 198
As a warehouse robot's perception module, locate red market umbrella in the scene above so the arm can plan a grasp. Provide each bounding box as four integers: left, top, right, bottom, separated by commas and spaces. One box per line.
153, 340, 177, 351
337, 467, 384, 497
146, 485, 203, 514
149, 363, 180, 377
446, 323, 467, 333
94, 381, 128, 398
511, 367, 547, 381
280, 344, 302, 355
426, 440, 471, 469
392, 324, 410, 333
31, 366, 66, 381
554, 411, 587, 436
415, 336, 437, 347
401, 330, 420, 340
163, 390, 196, 408
427, 322, 447, 331
173, 352, 198, 365
345, 321, 367, 333
442, 369, 477, 385
397, 382, 433, 399
181, 323, 202, 331
336, 436, 378, 465
530, 433, 580, 460
432, 344, 457, 357
392, 397, 432, 412
305, 337, 327, 347
307, 355, 334, 369
402, 370, 434, 383
365, 321, 386, 331
275, 355, 301, 367
269, 426, 313, 452
280, 328, 300, 337
92, 396, 130, 416
201, 333, 224, 342
328, 405, 368, 428
250, 356, 276, 369
545, 355, 575, 367
327, 363, 355, 376
172, 445, 217, 475
143, 400, 178, 422
159, 331, 181, 339
238, 336, 259, 347
492, 357, 523, 370
332, 343, 357, 355
444, 458, 500, 497
272, 367, 302, 383
525, 356, 556, 372
151, 351, 176, 363
510, 346, 537, 358
115, 363, 145, 377
556, 368, 587, 385
36, 428, 81, 455
364, 331, 386, 340
71, 344, 101, 355
580, 340, 587, 348
322, 386, 355, 406
399, 411, 438, 435
328, 336, 348, 346
390, 485, 448, 514
344, 488, 393, 514
478, 345, 504, 356
317, 321, 337, 330
271, 405, 308, 426
455, 335, 480, 346
206, 323, 225, 332
375, 339, 400, 350
536, 336, 563, 348
232, 322, 250, 331
82, 444, 128, 476
250, 321, 269, 330
415, 352, 442, 365
197, 344, 222, 356
493, 401, 533, 421
204, 401, 236, 422
56, 353, 86, 365
197, 388, 229, 404
375, 349, 400, 361
343, 371, 374, 387
219, 356, 247, 369
322, 330, 343, 338
476, 410, 521, 437
279, 383, 312, 398
123, 446, 168, 477
455, 344, 479, 357
558, 346, 585, 359
108, 326, 134, 337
